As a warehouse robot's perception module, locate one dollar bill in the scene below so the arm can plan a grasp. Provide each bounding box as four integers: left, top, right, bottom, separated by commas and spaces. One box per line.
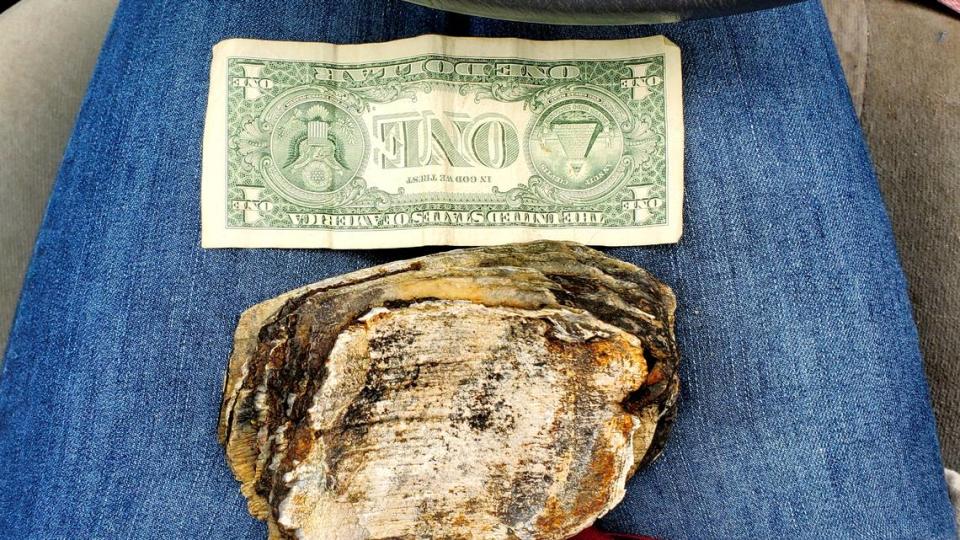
202, 35, 683, 249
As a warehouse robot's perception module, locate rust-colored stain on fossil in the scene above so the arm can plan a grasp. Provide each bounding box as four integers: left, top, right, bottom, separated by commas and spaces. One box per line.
218, 241, 680, 540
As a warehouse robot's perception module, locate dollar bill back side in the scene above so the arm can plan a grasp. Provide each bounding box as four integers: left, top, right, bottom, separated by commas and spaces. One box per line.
202, 35, 683, 249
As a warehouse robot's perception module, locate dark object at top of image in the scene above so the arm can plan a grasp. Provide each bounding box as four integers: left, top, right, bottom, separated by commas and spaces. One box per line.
403, 0, 804, 24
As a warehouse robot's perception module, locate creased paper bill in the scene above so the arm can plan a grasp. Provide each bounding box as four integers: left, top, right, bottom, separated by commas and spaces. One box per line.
201, 35, 683, 249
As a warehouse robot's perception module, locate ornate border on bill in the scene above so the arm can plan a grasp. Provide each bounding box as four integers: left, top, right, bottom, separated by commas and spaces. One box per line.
202, 35, 683, 249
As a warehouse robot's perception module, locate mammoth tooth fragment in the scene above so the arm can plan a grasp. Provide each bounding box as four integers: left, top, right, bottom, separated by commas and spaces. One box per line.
218, 241, 680, 540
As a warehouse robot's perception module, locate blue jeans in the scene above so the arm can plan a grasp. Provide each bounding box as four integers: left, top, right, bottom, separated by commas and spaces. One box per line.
0, 0, 954, 538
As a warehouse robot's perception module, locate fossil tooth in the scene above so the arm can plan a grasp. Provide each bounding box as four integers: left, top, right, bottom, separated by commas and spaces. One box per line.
219, 241, 680, 540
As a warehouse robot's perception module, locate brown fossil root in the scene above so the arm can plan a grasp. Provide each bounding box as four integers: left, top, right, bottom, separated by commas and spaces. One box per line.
218, 241, 680, 540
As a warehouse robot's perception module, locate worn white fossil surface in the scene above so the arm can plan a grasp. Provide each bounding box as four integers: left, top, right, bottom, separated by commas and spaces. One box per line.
219, 241, 680, 540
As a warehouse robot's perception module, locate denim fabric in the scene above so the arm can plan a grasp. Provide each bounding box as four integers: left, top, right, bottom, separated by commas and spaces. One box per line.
0, 0, 954, 538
